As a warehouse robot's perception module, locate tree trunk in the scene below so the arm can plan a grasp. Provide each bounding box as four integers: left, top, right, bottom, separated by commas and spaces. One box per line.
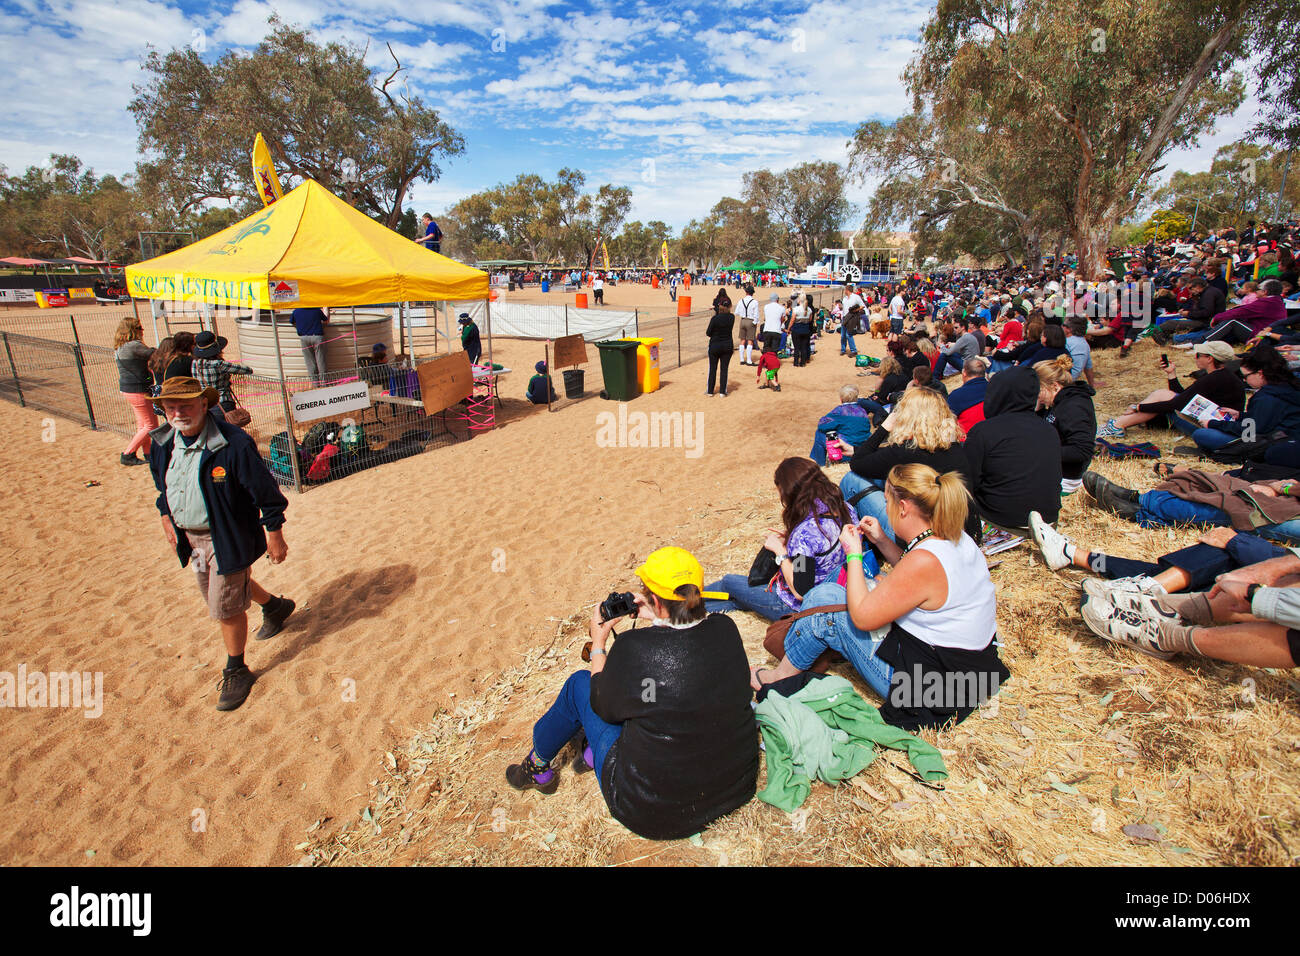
1073, 221, 1110, 279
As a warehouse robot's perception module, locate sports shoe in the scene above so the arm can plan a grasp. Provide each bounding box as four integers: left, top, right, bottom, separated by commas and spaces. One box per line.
505, 752, 559, 794
1080, 595, 1175, 660
216, 664, 256, 711
1095, 419, 1126, 439
1028, 511, 1073, 571
1173, 444, 1204, 458
1081, 574, 1167, 611
255, 596, 295, 641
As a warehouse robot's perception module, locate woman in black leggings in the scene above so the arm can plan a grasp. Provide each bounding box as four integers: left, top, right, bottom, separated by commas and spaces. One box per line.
706, 290, 735, 397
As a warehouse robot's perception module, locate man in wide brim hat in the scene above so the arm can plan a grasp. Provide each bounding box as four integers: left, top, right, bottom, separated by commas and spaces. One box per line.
148, 376, 296, 712
193, 331, 229, 358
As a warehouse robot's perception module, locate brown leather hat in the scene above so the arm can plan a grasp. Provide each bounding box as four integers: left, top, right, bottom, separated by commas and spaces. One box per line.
156, 376, 217, 407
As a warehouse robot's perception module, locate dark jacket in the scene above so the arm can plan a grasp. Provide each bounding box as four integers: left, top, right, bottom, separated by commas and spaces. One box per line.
848, 427, 982, 540
116, 340, 154, 393
1041, 381, 1097, 480
1185, 285, 1227, 323
461, 322, 482, 360
1207, 382, 1300, 440
706, 310, 735, 352
526, 373, 557, 404
964, 367, 1063, 527
590, 613, 759, 840
1016, 344, 1067, 367
1137, 366, 1245, 417
948, 376, 988, 417
148, 416, 288, 575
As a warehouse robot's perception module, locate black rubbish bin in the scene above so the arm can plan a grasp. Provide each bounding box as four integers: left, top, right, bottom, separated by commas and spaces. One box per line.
594, 340, 641, 401
562, 368, 585, 398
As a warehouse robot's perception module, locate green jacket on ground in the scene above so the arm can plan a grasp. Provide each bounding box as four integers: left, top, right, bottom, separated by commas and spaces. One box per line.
755, 675, 948, 812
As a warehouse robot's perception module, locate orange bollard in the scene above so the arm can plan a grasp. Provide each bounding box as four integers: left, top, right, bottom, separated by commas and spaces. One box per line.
676, 295, 691, 316
575, 292, 588, 308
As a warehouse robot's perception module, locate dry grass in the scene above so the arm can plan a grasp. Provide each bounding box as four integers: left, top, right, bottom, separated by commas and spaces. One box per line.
300, 342, 1300, 867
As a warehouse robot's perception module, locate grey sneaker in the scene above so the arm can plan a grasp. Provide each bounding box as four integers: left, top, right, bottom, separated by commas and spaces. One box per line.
1081, 575, 1166, 606
1096, 418, 1126, 439
1080, 595, 1175, 660
1028, 511, 1073, 571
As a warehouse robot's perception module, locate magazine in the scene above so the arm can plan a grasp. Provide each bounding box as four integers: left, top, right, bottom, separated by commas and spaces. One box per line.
980, 525, 1024, 557
1178, 394, 1231, 425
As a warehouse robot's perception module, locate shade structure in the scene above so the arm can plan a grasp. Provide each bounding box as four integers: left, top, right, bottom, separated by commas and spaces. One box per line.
125, 179, 489, 308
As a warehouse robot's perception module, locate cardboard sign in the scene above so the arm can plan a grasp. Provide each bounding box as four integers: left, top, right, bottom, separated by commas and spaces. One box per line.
416, 351, 474, 415
552, 333, 588, 368
291, 380, 372, 423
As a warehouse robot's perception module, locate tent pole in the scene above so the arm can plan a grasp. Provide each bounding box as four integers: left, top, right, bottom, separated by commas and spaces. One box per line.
147, 300, 161, 348
397, 303, 405, 356
271, 311, 304, 493
485, 298, 494, 369
350, 307, 359, 368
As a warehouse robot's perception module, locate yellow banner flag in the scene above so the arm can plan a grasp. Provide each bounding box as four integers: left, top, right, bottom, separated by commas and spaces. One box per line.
601, 241, 610, 271
660, 240, 669, 269
252, 133, 284, 207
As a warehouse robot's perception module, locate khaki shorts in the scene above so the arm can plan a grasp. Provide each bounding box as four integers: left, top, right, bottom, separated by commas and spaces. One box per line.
185, 530, 252, 621
739, 320, 757, 341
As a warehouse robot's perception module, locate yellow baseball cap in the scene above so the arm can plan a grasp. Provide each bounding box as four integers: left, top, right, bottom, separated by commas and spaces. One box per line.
635, 547, 728, 602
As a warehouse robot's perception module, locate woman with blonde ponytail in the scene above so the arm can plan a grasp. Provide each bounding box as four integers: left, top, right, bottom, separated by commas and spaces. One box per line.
754, 463, 1008, 731
1034, 352, 1097, 494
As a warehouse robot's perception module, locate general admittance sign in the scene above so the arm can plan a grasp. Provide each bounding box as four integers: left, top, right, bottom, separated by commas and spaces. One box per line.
291, 380, 372, 423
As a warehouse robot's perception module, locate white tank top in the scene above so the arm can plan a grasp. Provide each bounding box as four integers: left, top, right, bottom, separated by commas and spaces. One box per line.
895, 533, 997, 650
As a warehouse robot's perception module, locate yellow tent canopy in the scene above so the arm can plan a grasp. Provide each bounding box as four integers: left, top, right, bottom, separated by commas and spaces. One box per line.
126, 179, 488, 308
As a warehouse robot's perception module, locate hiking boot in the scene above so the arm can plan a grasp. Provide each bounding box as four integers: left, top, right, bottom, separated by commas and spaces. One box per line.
1173, 444, 1205, 458
505, 751, 559, 794
255, 596, 295, 641
1080, 595, 1175, 660
1095, 418, 1126, 439
572, 738, 595, 775
1028, 511, 1073, 571
216, 665, 256, 711
1082, 472, 1140, 519
120, 453, 147, 467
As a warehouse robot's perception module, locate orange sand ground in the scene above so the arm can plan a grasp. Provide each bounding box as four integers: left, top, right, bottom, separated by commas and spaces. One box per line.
0, 297, 876, 865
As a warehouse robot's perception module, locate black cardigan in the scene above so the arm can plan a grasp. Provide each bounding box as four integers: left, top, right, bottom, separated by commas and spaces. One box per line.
590, 613, 758, 840
706, 310, 735, 351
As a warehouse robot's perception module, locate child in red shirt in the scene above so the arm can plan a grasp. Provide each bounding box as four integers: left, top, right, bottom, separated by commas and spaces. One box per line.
756, 348, 781, 391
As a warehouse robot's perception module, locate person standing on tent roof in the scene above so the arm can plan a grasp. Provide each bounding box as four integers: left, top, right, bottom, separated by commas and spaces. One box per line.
459, 312, 482, 366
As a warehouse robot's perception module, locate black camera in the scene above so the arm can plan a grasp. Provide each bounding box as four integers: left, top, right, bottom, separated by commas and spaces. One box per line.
599, 591, 638, 621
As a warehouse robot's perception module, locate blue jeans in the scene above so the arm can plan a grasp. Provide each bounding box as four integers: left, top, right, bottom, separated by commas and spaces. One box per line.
1170, 415, 1197, 437
989, 358, 1013, 375
532, 670, 622, 783
840, 326, 858, 354
937, 351, 965, 376
782, 582, 894, 700
855, 398, 888, 427
839, 470, 897, 543
810, 430, 831, 466
704, 573, 792, 620
1135, 491, 1300, 546
1172, 330, 1209, 344
1192, 427, 1237, 451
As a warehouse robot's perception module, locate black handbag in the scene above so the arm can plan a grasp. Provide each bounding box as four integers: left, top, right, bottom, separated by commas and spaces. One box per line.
747, 547, 778, 587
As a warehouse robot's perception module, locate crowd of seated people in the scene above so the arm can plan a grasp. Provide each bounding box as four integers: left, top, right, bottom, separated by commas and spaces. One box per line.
502, 220, 1300, 842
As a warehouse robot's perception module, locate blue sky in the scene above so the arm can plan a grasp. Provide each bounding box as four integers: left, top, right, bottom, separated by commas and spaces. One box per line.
0, 0, 1265, 232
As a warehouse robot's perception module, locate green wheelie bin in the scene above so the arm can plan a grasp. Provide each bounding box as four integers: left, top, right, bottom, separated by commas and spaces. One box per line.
595, 340, 641, 401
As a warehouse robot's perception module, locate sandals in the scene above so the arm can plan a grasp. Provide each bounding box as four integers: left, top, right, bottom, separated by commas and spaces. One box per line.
1153, 462, 1175, 479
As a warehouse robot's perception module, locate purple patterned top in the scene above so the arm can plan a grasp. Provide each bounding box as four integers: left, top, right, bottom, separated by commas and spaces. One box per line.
773, 499, 864, 610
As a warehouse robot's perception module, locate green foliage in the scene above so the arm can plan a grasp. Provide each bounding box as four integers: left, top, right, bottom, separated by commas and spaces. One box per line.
129, 16, 464, 228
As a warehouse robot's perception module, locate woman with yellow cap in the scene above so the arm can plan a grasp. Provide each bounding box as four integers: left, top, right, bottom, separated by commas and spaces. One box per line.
506, 547, 759, 840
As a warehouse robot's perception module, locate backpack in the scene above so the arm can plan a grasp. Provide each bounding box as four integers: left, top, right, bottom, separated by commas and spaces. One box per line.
339, 423, 369, 458
268, 431, 301, 481
302, 420, 340, 461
